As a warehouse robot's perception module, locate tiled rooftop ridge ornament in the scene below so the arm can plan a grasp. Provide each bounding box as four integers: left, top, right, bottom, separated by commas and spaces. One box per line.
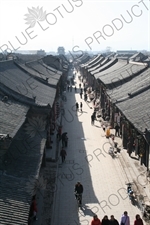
24, 7, 47, 28
24, 115, 47, 138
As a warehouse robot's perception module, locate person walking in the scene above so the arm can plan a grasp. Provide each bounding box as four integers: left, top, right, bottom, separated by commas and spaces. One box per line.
120, 211, 130, 225
60, 148, 67, 163
74, 181, 83, 205
61, 132, 68, 147
134, 215, 143, 225
91, 215, 101, 225
80, 92, 83, 99
56, 125, 62, 141
84, 93, 87, 101
76, 102, 79, 111
74, 86, 77, 92
80, 102, 83, 112
102, 215, 110, 225
91, 114, 95, 125
115, 123, 120, 136
79, 83, 81, 88
109, 215, 119, 225
93, 111, 96, 121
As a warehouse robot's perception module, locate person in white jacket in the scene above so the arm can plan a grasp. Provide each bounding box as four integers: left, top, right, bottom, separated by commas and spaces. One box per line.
120, 211, 130, 225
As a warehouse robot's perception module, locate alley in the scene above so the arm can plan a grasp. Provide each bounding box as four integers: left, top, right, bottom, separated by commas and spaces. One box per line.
51, 69, 147, 225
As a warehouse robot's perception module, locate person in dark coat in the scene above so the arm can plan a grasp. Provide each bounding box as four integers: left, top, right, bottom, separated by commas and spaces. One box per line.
93, 111, 96, 121
76, 102, 79, 111
109, 215, 119, 225
91, 114, 95, 125
61, 132, 68, 147
134, 214, 143, 225
60, 148, 67, 163
102, 215, 110, 225
80, 102, 83, 112
84, 93, 87, 101
115, 123, 120, 136
74, 181, 83, 204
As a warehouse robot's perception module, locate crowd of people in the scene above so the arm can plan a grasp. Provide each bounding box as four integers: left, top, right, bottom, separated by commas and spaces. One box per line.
91, 212, 144, 225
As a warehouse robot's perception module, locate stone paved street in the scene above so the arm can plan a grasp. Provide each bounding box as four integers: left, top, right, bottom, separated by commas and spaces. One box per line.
51, 70, 149, 225
52, 69, 150, 225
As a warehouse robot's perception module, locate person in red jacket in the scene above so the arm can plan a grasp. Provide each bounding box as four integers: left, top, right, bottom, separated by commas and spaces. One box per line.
91, 215, 101, 225
134, 214, 143, 225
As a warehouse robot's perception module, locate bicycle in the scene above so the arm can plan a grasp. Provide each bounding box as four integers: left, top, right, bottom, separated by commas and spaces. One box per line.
75, 193, 82, 208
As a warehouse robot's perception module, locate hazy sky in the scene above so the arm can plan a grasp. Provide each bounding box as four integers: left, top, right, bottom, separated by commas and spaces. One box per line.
0, 0, 149, 53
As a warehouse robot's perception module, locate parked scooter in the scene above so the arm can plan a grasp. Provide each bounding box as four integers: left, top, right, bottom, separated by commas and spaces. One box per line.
126, 183, 135, 204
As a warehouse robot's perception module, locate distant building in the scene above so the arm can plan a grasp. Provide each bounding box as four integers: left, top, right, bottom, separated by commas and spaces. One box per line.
37, 49, 46, 56
57, 47, 65, 55
116, 50, 138, 55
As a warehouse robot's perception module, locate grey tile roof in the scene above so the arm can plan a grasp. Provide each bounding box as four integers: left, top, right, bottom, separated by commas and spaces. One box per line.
0, 124, 47, 224
89, 57, 110, 73
0, 60, 56, 107
87, 57, 105, 72
16, 54, 43, 63
107, 68, 150, 103
16, 61, 61, 87
81, 54, 101, 68
0, 174, 30, 225
87, 56, 106, 71
76, 54, 91, 65
94, 60, 127, 79
0, 93, 29, 138
90, 58, 118, 75
116, 88, 150, 132
26, 60, 62, 78
129, 52, 148, 61
95, 62, 147, 88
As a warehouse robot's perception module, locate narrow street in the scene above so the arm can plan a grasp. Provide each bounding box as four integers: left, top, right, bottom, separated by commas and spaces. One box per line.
51, 68, 147, 225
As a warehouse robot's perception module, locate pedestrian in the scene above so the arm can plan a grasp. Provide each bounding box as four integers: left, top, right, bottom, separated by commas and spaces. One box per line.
115, 123, 120, 136
80, 92, 83, 99
79, 83, 81, 88
56, 125, 62, 141
93, 111, 96, 120
91, 215, 101, 225
75, 86, 77, 92
70, 85, 72, 92
61, 132, 68, 147
76, 102, 79, 111
30, 195, 38, 221
64, 134, 68, 147
80, 102, 83, 112
67, 85, 70, 92
81, 88, 83, 93
91, 114, 95, 125
60, 148, 67, 163
102, 124, 105, 132
102, 215, 110, 225
109, 215, 119, 225
84, 93, 87, 101
120, 211, 130, 225
134, 215, 143, 225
